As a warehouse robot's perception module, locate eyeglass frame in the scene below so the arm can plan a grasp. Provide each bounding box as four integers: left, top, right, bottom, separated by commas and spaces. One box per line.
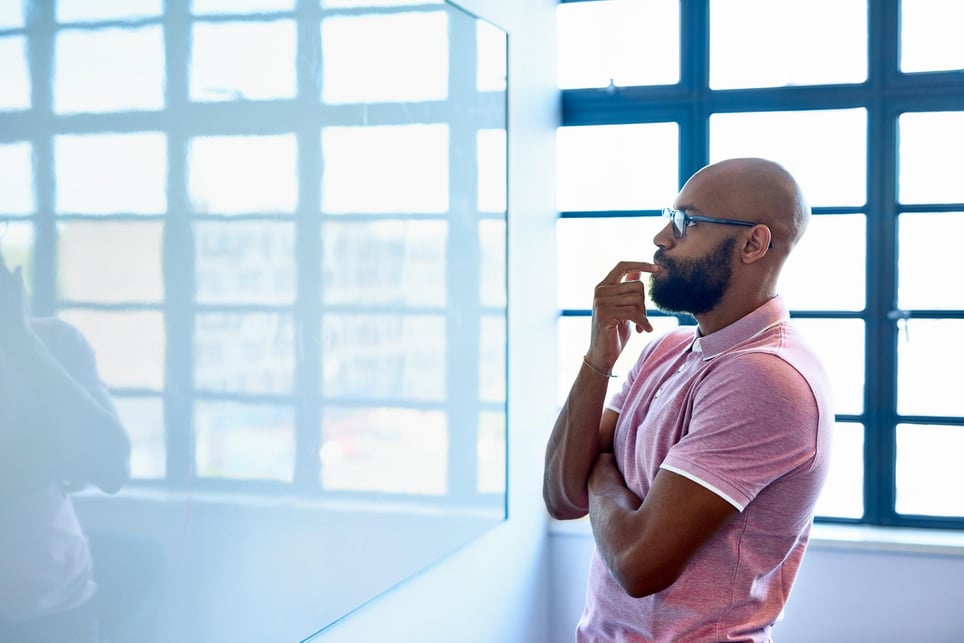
662, 207, 773, 249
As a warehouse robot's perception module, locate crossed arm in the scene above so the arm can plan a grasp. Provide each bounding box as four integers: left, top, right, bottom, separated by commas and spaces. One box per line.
543, 261, 737, 598
0, 258, 130, 493
11, 323, 132, 493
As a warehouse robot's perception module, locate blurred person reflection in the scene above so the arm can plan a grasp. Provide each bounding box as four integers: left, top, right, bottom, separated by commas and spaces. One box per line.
0, 243, 131, 643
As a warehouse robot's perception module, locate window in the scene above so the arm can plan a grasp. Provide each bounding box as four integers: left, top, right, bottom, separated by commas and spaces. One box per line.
556, 0, 964, 529
0, 1, 506, 509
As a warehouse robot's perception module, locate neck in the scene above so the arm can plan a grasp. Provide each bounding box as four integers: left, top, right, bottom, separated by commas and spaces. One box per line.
695, 290, 777, 335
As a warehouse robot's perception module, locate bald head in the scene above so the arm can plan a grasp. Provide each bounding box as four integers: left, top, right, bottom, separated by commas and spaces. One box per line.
681, 158, 810, 254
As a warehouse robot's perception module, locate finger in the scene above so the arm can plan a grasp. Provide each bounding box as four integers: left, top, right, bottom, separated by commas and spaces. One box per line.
599, 261, 661, 286
599, 303, 653, 334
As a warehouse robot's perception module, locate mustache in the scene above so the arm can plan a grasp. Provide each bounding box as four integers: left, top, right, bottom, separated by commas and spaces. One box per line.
653, 249, 675, 271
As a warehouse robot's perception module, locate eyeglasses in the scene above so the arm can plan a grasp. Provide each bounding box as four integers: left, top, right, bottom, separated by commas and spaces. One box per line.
662, 207, 773, 248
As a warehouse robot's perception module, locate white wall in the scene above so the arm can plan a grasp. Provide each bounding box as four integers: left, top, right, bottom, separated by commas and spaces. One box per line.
310, 1, 559, 641
549, 526, 964, 643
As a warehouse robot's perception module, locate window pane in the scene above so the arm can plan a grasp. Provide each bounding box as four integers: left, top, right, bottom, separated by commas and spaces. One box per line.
55, 133, 167, 214
557, 315, 680, 407
791, 318, 865, 416
898, 212, 964, 310
190, 21, 297, 102
192, 0, 295, 13
898, 112, 964, 204
476, 20, 506, 92
557, 123, 679, 212
814, 421, 863, 519
477, 129, 506, 213
57, 0, 162, 22
0, 220, 35, 292
479, 218, 506, 308
0, 2, 24, 28
114, 396, 165, 479
900, 0, 964, 73
188, 135, 297, 214
322, 0, 443, 7
781, 213, 865, 311
556, 0, 680, 89
58, 310, 165, 390
0, 36, 30, 111
477, 410, 505, 494
195, 401, 294, 481
321, 219, 447, 307
711, 109, 867, 208
0, 142, 34, 214
557, 216, 665, 310
195, 222, 296, 304
896, 424, 964, 516
322, 314, 446, 401
194, 313, 295, 394
321, 124, 449, 214
480, 315, 505, 403
55, 27, 165, 114
898, 319, 964, 417
710, 0, 867, 89
58, 221, 164, 303
321, 12, 448, 104
320, 407, 447, 494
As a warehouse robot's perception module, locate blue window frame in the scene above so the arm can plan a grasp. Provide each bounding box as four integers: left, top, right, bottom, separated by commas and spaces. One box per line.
556, 0, 964, 529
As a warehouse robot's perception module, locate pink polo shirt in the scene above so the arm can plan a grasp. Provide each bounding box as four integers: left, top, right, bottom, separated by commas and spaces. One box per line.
576, 296, 833, 643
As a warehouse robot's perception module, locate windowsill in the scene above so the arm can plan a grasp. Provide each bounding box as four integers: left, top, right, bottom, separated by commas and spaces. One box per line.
72, 485, 504, 520
547, 517, 964, 556
807, 523, 964, 556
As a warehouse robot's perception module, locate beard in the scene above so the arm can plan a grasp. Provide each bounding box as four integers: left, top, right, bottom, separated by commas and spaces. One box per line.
649, 237, 736, 316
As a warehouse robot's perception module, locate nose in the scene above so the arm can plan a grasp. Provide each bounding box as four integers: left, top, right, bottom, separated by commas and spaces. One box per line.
653, 218, 675, 249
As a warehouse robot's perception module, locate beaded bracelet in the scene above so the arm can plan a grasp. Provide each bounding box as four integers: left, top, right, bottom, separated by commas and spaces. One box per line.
582, 355, 616, 379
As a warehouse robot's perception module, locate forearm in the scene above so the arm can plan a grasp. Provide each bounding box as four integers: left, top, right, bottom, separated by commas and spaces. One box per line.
587, 458, 663, 598
1, 330, 130, 492
543, 360, 613, 519
588, 466, 643, 571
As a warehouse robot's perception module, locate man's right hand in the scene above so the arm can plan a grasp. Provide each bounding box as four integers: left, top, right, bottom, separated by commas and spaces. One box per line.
586, 261, 660, 373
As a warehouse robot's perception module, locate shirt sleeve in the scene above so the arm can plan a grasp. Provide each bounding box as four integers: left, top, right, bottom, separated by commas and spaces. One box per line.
660, 351, 821, 511
607, 331, 685, 414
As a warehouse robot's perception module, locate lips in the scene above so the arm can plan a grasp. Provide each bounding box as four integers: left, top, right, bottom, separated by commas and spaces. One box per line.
653, 251, 671, 272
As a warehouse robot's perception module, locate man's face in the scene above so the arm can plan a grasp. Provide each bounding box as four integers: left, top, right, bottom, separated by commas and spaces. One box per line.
649, 236, 736, 316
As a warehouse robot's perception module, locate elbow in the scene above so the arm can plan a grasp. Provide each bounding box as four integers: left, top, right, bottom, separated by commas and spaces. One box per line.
94, 457, 130, 494
543, 486, 588, 521
610, 552, 680, 599
95, 431, 132, 494
96, 463, 129, 494
546, 502, 588, 522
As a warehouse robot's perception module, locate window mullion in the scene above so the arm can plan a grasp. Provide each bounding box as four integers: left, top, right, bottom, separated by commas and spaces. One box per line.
679, 0, 708, 185
162, 0, 196, 487
862, 0, 900, 525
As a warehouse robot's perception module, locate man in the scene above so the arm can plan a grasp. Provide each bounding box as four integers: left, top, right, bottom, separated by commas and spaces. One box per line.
544, 158, 833, 642
0, 245, 131, 642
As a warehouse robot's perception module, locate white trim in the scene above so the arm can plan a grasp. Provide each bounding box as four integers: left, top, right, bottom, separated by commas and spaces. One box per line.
809, 523, 964, 556
660, 464, 745, 511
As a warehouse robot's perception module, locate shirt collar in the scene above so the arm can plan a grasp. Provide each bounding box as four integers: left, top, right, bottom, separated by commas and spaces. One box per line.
688, 295, 790, 360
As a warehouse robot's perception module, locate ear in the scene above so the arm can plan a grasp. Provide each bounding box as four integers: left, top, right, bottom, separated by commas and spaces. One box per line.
740, 225, 771, 264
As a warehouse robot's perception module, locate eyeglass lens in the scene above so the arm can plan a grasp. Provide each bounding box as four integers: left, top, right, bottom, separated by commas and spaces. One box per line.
672, 210, 685, 238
